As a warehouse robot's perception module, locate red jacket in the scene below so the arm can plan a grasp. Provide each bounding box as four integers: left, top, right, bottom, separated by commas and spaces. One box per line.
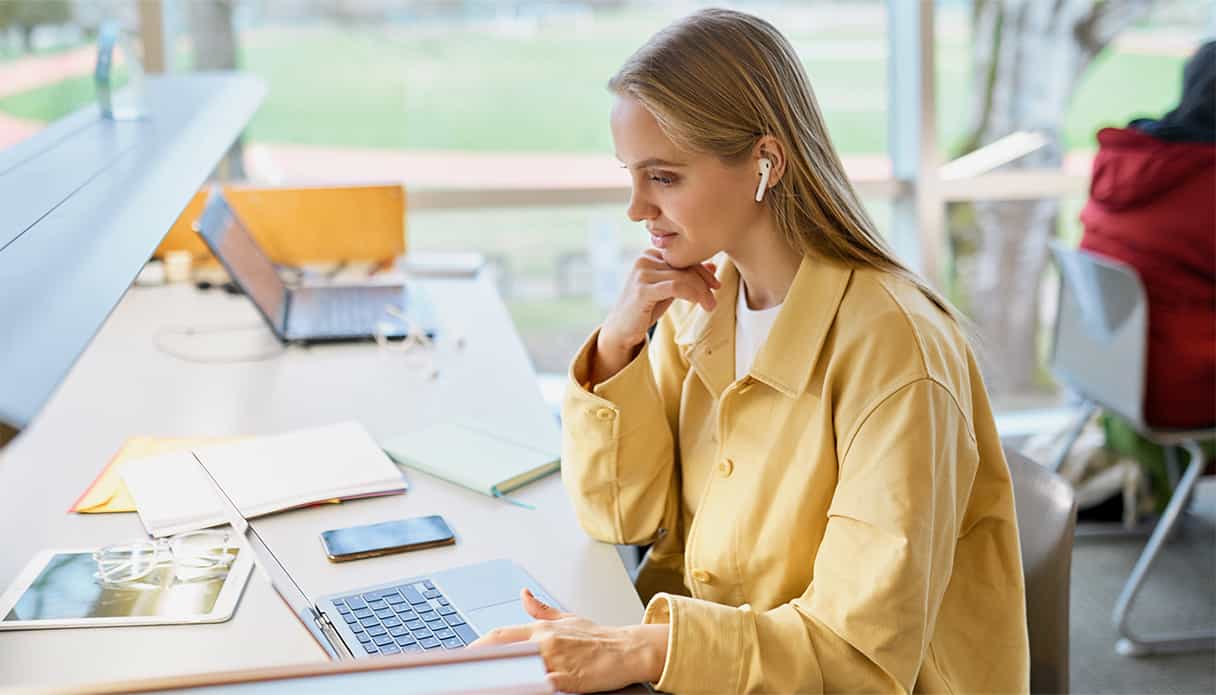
1079, 127, 1215, 429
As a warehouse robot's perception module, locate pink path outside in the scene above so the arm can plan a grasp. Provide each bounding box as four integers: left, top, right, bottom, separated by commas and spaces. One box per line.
0, 46, 97, 149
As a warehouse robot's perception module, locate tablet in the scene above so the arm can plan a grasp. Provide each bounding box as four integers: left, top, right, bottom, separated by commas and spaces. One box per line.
0, 544, 252, 630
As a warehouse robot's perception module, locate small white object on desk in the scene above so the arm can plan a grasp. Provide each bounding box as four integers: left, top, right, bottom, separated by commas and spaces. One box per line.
163, 250, 193, 283
134, 260, 167, 286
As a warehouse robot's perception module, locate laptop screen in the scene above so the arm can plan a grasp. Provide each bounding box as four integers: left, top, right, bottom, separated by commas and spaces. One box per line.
196, 192, 288, 332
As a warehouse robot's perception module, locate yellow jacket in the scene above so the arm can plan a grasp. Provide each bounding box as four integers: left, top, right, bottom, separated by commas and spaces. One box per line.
562, 255, 1030, 693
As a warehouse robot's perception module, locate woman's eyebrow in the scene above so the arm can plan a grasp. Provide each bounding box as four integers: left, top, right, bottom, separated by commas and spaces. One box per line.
617, 157, 686, 170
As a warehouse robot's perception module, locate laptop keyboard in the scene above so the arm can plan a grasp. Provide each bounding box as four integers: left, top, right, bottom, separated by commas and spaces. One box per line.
308, 288, 389, 336
332, 580, 479, 656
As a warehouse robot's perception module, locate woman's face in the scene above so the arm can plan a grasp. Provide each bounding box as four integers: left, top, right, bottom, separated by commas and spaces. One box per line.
611, 95, 763, 269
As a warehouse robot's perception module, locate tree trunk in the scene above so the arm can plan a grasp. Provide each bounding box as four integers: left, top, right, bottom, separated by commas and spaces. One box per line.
188, 0, 245, 179
959, 0, 1153, 396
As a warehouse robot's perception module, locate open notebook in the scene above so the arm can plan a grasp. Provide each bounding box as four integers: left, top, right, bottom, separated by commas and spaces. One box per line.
122, 421, 407, 537
382, 423, 559, 504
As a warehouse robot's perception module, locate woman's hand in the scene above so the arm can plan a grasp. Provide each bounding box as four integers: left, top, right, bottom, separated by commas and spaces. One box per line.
592, 249, 720, 384
468, 588, 668, 693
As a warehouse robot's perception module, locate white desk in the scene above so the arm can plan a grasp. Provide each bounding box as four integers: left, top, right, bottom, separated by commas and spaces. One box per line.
0, 276, 643, 689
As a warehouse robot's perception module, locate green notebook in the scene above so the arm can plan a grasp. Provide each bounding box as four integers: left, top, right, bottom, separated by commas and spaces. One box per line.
382, 423, 560, 503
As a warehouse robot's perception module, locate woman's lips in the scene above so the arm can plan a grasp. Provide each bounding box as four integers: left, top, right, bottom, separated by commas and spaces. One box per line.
650, 230, 677, 249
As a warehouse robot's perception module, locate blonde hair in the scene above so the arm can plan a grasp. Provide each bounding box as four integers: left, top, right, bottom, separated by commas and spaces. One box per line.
609, 8, 956, 318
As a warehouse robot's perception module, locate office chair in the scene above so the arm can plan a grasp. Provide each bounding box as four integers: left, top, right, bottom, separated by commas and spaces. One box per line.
1007, 447, 1077, 695
1047, 242, 1216, 656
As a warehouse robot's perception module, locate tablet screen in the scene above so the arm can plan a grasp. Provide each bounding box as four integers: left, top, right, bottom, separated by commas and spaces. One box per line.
3, 547, 240, 622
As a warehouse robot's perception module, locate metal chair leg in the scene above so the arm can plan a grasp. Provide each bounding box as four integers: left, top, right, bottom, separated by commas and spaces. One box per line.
1163, 444, 1181, 493
1113, 440, 1216, 656
1051, 400, 1099, 473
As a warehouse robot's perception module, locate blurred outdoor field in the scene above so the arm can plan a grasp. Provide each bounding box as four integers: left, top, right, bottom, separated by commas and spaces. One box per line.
0, 3, 1194, 372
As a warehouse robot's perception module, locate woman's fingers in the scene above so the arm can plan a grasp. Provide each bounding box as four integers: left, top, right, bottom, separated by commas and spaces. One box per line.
521, 588, 570, 620
546, 672, 575, 694
635, 267, 717, 310
628, 251, 720, 319
644, 279, 715, 312
467, 624, 534, 648
692, 262, 721, 290
639, 247, 667, 264
652, 297, 675, 319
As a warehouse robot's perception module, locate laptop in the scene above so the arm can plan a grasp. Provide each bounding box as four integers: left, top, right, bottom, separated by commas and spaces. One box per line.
196, 455, 562, 660
193, 190, 437, 344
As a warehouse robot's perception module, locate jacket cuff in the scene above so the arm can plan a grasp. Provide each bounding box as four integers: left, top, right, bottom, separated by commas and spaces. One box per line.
644, 593, 744, 693
566, 329, 653, 429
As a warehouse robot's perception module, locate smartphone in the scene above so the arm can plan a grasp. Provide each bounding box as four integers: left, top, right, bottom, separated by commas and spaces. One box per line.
320, 515, 455, 562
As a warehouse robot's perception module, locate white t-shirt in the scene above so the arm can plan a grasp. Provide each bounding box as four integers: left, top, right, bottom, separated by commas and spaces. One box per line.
735, 281, 783, 380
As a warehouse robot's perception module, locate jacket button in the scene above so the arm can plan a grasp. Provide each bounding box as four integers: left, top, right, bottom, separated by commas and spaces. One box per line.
595, 408, 615, 421
718, 459, 734, 478
691, 569, 713, 584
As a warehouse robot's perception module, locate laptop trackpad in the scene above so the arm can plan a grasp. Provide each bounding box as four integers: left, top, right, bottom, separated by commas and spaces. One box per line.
466, 600, 532, 633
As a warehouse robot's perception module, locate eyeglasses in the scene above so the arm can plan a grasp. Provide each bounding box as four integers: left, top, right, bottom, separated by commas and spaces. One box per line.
93, 530, 235, 586
374, 304, 442, 378
373, 304, 434, 354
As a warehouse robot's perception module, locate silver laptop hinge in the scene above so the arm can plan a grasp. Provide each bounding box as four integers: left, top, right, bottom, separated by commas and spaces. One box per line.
316, 611, 353, 660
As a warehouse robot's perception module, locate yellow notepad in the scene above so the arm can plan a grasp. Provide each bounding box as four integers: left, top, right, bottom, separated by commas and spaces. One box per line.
71, 436, 243, 513
382, 423, 560, 504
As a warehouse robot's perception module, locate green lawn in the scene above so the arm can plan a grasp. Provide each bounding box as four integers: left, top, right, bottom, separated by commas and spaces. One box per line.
0, 68, 127, 121
1065, 49, 1189, 147
0, 13, 1186, 155
0, 11, 1189, 375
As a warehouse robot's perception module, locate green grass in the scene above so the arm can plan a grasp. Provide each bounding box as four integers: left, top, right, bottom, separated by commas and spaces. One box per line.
0, 68, 126, 121
1064, 50, 1187, 149
230, 20, 898, 153
407, 205, 640, 276
508, 296, 603, 335
0, 12, 1191, 375
0, 17, 1186, 156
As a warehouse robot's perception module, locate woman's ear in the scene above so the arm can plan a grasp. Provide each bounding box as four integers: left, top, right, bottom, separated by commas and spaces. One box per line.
753, 135, 787, 191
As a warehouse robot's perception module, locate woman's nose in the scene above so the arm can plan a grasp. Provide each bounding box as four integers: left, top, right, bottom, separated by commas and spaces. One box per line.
626, 189, 658, 223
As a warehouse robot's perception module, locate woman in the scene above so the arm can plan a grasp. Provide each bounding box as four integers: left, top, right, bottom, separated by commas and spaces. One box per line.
1079, 41, 1215, 430
473, 9, 1029, 693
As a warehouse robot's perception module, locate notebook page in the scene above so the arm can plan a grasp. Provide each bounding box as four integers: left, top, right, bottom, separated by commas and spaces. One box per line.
121, 451, 227, 536
196, 421, 405, 518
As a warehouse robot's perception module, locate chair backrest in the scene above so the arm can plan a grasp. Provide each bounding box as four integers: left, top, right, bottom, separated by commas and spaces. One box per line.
1006, 447, 1078, 695
1048, 242, 1149, 427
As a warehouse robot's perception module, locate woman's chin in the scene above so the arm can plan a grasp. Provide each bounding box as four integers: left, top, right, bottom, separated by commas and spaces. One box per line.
654, 242, 692, 269
658, 248, 710, 270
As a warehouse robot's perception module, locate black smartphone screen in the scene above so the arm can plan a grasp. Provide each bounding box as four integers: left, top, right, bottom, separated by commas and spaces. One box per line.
320, 515, 455, 561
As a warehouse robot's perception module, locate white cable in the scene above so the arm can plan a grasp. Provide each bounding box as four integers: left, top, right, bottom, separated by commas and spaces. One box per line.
153, 323, 288, 364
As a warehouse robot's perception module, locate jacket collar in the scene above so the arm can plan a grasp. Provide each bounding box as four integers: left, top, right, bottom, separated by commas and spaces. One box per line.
675, 254, 853, 399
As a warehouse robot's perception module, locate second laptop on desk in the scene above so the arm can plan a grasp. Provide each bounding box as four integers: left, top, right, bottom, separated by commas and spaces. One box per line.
193, 188, 437, 343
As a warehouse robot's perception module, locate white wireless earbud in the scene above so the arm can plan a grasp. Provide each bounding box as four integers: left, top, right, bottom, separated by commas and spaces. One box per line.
755, 157, 773, 202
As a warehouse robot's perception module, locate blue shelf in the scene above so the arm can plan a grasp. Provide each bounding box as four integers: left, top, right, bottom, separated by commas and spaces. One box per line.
0, 73, 265, 437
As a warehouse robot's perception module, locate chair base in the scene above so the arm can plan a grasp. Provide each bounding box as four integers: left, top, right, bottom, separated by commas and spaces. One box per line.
1112, 440, 1215, 657
1116, 633, 1216, 657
